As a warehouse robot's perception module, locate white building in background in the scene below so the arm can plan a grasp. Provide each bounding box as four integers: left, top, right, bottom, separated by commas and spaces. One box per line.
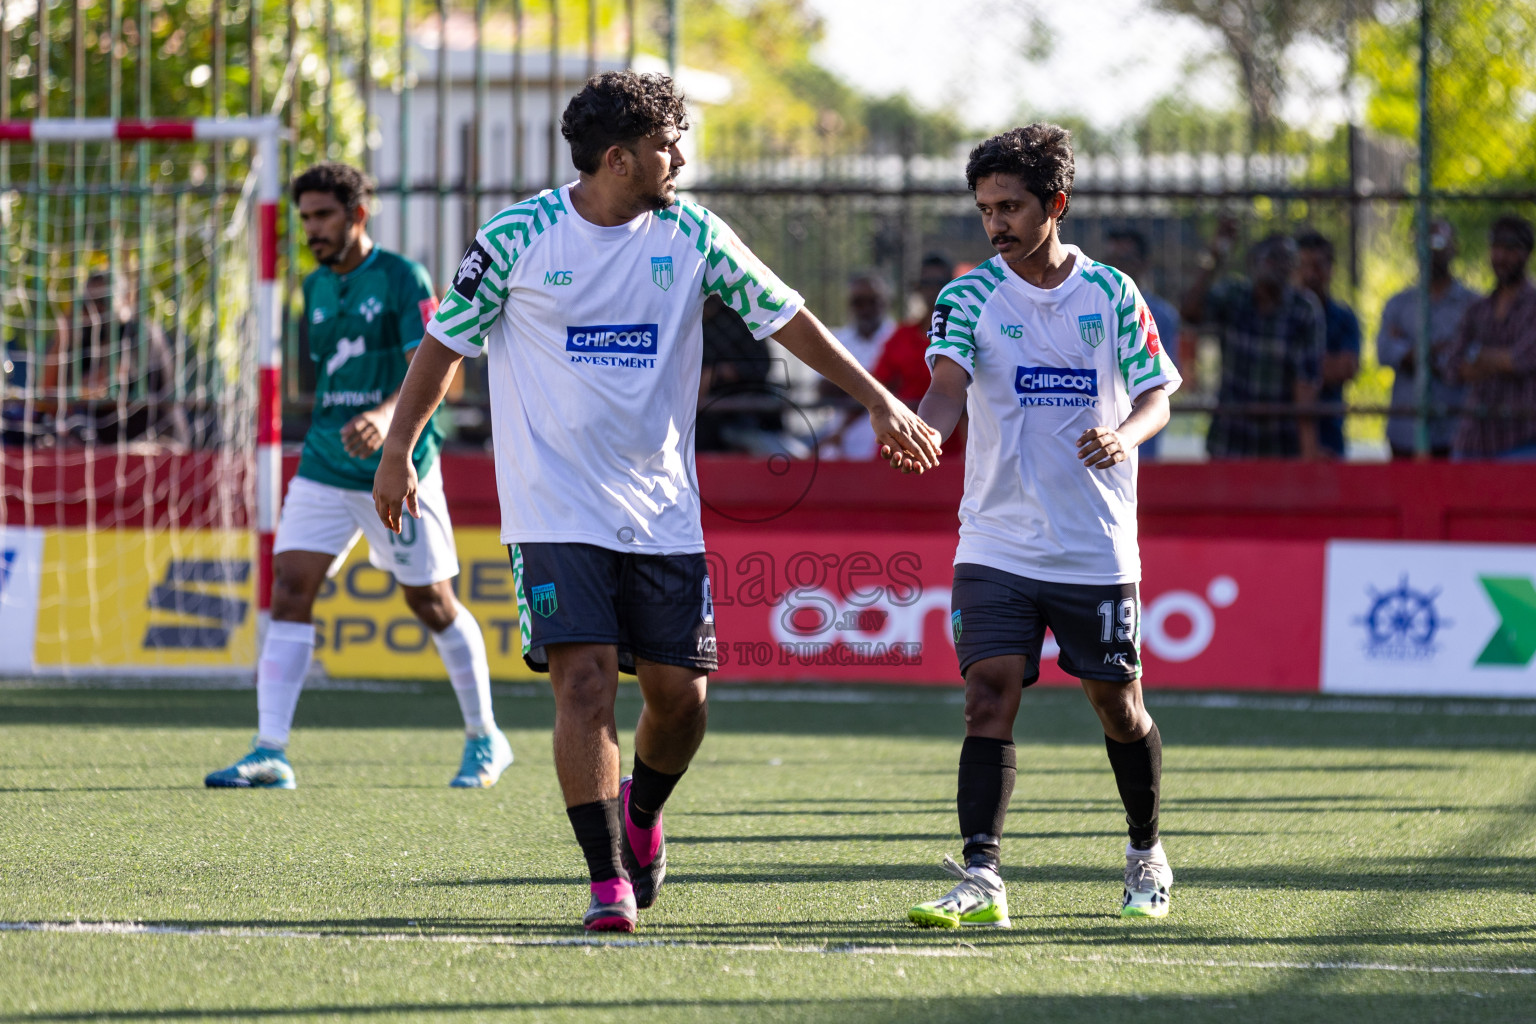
369, 46, 730, 286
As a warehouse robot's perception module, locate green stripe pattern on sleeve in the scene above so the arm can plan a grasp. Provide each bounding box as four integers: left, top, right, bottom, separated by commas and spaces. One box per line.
1091, 260, 1169, 390
664, 200, 798, 337
431, 190, 570, 347
926, 261, 1006, 374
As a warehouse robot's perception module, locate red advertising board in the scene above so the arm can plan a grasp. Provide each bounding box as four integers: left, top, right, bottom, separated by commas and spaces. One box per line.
705, 532, 1324, 691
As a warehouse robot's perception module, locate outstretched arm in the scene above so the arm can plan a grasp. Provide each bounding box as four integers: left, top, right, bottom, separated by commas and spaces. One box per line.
372, 333, 463, 532
772, 308, 942, 471
883, 355, 969, 474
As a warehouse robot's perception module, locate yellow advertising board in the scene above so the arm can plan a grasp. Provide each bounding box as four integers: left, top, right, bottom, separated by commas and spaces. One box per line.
309, 527, 541, 680
29, 527, 537, 680
34, 529, 258, 670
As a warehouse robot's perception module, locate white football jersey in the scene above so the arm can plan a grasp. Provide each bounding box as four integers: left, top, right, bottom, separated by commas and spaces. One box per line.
430, 185, 804, 552
926, 245, 1181, 584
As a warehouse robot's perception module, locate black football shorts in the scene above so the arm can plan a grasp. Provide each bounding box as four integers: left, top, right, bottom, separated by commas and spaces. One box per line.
510, 542, 718, 675
950, 562, 1141, 685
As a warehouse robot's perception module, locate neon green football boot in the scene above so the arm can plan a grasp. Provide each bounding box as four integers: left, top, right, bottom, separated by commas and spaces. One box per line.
1121, 841, 1173, 918
907, 855, 1011, 929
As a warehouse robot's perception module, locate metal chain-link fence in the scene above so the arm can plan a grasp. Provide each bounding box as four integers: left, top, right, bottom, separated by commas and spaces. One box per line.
3, 0, 1532, 457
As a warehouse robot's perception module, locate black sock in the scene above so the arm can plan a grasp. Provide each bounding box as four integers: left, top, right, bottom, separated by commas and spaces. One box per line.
1105, 721, 1162, 850
566, 799, 628, 884
957, 736, 1016, 871
628, 754, 685, 829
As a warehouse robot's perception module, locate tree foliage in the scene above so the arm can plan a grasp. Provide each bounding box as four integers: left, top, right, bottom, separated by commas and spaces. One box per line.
672, 0, 965, 158
1357, 0, 1536, 194
1149, 0, 1381, 141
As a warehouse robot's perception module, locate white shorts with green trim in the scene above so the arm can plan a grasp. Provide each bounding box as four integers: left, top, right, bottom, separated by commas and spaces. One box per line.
273, 462, 460, 587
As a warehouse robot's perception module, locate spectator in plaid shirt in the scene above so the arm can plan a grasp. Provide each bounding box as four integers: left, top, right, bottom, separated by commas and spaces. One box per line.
1295, 230, 1360, 457
1182, 225, 1325, 458
1445, 215, 1536, 459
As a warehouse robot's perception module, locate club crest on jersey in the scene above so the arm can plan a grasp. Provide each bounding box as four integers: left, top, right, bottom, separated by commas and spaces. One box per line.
358, 296, 384, 323
452, 239, 493, 299
530, 582, 558, 618
651, 256, 674, 291
1078, 313, 1105, 348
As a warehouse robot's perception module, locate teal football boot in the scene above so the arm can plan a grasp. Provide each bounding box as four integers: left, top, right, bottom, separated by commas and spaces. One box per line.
204, 742, 296, 789
450, 727, 514, 788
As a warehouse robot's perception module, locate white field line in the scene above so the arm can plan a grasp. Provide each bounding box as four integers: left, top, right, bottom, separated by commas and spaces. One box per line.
5, 922, 1533, 976
0, 920, 983, 957
1145, 693, 1536, 718
1063, 953, 1536, 976
4, 675, 1536, 718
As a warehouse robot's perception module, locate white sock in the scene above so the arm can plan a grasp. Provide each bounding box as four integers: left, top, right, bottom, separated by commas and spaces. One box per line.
433, 604, 496, 736
255, 620, 317, 749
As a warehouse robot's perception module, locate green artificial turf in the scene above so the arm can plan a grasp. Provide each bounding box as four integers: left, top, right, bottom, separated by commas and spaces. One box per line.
1, 682, 1534, 1022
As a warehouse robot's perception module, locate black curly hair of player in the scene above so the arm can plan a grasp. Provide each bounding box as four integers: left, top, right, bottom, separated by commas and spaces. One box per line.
561, 71, 691, 174
964, 123, 1075, 222
290, 162, 375, 211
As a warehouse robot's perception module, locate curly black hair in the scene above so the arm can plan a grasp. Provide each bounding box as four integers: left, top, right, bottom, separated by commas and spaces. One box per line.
290, 162, 375, 210
561, 71, 691, 174
964, 124, 1075, 221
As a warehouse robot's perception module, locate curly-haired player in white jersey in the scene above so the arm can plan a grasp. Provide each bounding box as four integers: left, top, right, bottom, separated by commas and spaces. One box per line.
894, 124, 1182, 927
372, 71, 941, 932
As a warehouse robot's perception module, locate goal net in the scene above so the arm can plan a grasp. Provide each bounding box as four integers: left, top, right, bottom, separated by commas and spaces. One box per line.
0, 119, 280, 677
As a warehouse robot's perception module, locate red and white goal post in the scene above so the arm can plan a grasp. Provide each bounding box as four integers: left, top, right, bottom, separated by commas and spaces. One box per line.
0, 117, 282, 677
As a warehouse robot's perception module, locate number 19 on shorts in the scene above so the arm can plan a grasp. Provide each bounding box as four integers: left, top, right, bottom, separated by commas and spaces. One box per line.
1098, 597, 1138, 645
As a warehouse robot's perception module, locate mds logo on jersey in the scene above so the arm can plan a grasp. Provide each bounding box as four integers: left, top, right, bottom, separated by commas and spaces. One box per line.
1014, 365, 1099, 407
566, 323, 660, 368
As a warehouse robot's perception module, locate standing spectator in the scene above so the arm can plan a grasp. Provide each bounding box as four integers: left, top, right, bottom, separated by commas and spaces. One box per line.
1295, 230, 1360, 457
871, 253, 956, 408
1104, 228, 1180, 458
1182, 226, 1325, 459
1377, 219, 1477, 457
1445, 215, 1536, 459
821, 271, 898, 459
695, 294, 785, 454
2, 325, 37, 444
831, 272, 898, 370
41, 270, 187, 447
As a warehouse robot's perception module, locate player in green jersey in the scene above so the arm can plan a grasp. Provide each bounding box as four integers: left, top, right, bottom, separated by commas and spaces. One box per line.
205, 163, 512, 791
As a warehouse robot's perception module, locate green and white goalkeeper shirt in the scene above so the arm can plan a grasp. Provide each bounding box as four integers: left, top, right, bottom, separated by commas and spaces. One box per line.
429, 185, 803, 553
926, 246, 1181, 585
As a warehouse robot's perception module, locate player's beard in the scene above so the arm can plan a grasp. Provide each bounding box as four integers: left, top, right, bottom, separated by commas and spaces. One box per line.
312, 230, 359, 267
643, 170, 682, 212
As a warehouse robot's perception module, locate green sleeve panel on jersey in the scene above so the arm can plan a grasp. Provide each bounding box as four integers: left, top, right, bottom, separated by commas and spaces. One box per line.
431, 193, 568, 351
669, 202, 801, 339
925, 263, 1005, 375
1103, 268, 1172, 391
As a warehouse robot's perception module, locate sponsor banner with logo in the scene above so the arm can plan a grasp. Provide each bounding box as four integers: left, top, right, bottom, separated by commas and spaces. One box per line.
7, 526, 1324, 689
0, 527, 45, 672
1322, 541, 1536, 697
309, 529, 541, 681
32, 529, 257, 670
705, 533, 1324, 690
